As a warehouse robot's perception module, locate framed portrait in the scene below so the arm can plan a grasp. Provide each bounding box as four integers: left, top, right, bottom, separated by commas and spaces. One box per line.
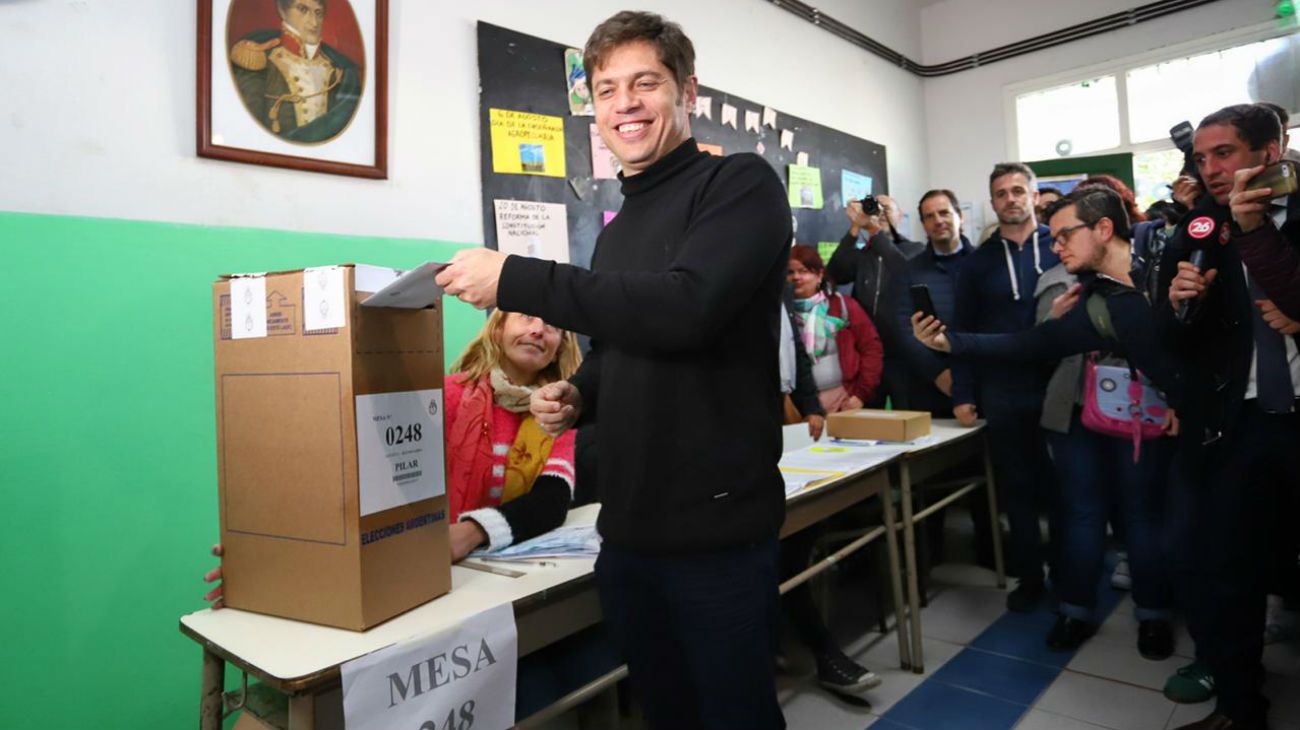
198, 0, 388, 178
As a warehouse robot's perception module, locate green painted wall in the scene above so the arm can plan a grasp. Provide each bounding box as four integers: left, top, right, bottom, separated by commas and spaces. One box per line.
0, 211, 483, 729
1026, 152, 1137, 192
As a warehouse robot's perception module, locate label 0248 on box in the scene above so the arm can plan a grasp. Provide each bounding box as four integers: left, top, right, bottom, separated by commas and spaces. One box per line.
355, 389, 446, 516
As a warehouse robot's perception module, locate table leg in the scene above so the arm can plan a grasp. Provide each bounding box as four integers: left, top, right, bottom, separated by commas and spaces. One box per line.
880, 493, 912, 670
288, 694, 315, 730
201, 649, 224, 730
899, 460, 925, 674
983, 432, 1007, 589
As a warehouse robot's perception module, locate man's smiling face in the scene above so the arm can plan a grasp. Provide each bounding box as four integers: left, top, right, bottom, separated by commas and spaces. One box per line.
590, 40, 696, 176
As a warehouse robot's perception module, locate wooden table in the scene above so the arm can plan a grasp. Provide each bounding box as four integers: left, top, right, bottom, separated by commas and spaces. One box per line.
183, 507, 604, 730
180, 428, 922, 729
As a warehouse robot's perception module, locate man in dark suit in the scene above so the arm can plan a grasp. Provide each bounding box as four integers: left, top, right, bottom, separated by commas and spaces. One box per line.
1164, 104, 1300, 730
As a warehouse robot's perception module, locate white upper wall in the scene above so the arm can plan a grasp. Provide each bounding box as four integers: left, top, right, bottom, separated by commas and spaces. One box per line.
918, 0, 1280, 235
921, 0, 1144, 65
823, 0, 924, 60
0, 0, 927, 244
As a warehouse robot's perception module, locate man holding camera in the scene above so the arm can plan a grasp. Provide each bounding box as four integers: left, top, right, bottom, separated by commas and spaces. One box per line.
1163, 103, 1300, 730
828, 194, 923, 408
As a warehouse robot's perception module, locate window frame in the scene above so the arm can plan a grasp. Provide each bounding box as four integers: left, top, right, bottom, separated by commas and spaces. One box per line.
1004, 20, 1300, 164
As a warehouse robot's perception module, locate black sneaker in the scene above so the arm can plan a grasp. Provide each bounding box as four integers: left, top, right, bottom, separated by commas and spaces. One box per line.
1046, 615, 1097, 651
815, 650, 882, 694
1138, 619, 1175, 660
1007, 579, 1046, 613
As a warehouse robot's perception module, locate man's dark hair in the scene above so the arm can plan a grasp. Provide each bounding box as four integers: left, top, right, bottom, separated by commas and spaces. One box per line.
277, 0, 326, 13
1037, 186, 1062, 198
583, 12, 695, 95
1044, 187, 1131, 241
1257, 101, 1290, 130
1144, 200, 1186, 227
917, 189, 961, 218
989, 162, 1037, 190
1197, 103, 1282, 151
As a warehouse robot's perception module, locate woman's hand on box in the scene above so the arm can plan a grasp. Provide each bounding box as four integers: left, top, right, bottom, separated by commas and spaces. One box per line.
203, 544, 224, 609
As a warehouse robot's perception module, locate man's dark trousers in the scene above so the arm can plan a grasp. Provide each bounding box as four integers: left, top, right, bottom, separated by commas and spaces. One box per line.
987, 407, 1058, 583
595, 539, 785, 730
1175, 402, 1300, 724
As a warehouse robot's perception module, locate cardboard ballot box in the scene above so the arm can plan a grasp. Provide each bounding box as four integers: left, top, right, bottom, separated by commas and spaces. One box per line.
213, 265, 450, 630
827, 409, 932, 442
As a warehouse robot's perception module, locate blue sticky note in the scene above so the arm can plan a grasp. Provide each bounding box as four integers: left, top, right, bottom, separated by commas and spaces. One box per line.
841, 170, 873, 204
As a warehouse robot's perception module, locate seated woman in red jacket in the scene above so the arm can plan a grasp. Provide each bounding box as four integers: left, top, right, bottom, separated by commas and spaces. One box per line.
205, 310, 582, 606
444, 310, 583, 561
787, 244, 884, 413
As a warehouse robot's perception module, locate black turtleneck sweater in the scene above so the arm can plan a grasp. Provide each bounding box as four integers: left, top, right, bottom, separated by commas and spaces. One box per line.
498, 139, 793, 553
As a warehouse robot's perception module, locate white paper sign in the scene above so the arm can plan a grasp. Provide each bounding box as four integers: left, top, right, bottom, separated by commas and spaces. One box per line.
355, 389, 446, 516
721, 103, 738, 129
229, 276, 267, 340
695, 95, 713, 120
763, 106, 777, 129
304, 266, 347, 331
782, 129, 796, 151
342, 603, 518, 730
744, 109, 760, 133
493, 200, 571, 264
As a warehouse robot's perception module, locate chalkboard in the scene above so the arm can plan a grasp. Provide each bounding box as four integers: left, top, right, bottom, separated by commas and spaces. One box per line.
477, 21, 889, 268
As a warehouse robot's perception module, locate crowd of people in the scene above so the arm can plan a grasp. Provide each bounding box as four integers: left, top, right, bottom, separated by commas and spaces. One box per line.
754, 101, 1298, 730
883, 102, 1294, 730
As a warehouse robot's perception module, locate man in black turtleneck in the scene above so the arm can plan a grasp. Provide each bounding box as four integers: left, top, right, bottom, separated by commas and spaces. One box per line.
437, 11, 792, 730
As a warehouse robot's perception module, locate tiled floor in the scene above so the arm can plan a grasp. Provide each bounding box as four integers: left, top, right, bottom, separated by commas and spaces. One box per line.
537, 518, 1300, 730
775, 556, 1300, 730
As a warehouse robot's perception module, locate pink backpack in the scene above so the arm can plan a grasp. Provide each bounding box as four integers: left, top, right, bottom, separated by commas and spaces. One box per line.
1079, 295, 1167, 462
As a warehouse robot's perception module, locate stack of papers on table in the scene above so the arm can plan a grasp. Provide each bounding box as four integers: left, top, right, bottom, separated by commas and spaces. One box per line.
781, 443, 898, 473
472, 524, 601, 561
780, 466, 845, 496
778, 440, 913, 496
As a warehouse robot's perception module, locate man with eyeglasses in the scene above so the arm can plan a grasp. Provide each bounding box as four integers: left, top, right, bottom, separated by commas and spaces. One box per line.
911, 186, 1182, 658
920, 185, 1185, 654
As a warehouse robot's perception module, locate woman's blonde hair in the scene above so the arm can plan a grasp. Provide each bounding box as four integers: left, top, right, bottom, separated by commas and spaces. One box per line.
450, 309, 582, 384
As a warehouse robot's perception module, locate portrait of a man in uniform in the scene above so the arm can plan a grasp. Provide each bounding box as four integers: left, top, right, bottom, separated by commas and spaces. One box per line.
226, 0, 364, 144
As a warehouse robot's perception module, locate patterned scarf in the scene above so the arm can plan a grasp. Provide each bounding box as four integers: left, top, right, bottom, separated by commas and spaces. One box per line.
489, 367, 535, 413
792, 292, 847, 361
488, 368, 553, 504
446, 371, 554, 522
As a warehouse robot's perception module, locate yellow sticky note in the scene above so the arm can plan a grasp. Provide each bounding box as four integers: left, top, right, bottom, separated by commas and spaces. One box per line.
490, 109, 567, 178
